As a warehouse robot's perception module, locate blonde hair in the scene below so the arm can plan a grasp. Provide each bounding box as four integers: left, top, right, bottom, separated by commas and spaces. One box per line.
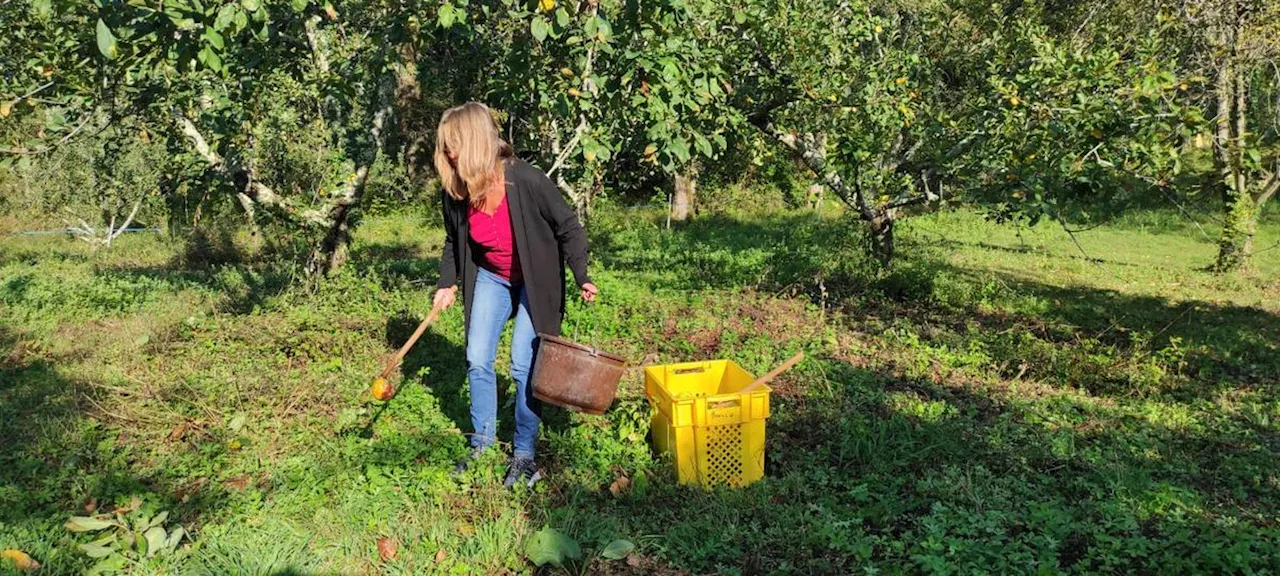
434, 102, 513, 207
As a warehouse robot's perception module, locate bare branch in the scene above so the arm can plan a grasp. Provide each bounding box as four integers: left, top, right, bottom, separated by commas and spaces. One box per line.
8, 81, 55, 105
546, 116, 587, 178
1, 115, 95, 156
885, 132, 905, 169
178, 116, 224, 168
306, 73, 397, 276
768, 125, 875, 219
1057, 214, 1094, 262
106, 196, 144, 246
1257, 169, 1279, 207
1073, 1, 1106, 44
178, 114, 309, 224
543, 3, 600, 201
885, 193, 932, 210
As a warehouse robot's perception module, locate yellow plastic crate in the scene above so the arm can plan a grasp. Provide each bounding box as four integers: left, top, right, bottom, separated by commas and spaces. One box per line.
644, 360, 771, 488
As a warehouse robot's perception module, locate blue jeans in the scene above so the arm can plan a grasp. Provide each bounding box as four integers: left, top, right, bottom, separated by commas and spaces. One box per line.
467, 267, 540, 459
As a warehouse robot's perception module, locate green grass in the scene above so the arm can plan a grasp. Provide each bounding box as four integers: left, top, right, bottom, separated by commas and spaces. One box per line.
2, 204, 1278, 574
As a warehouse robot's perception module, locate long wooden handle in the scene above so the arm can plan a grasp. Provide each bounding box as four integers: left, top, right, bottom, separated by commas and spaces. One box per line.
738, 352, 804, 395
379, 303, 444, 379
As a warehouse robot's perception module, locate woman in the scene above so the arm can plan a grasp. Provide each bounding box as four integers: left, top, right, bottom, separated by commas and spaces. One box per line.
432, 102, 597, 488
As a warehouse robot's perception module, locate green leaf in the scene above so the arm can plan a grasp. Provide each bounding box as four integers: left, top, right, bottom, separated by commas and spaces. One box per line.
199, 46, 223, 72
669, 137, 690, 164
555, 7, 570, 28
80, 542, 116, 559
524, 527, 581, 567
631, 470, 649, 497
733, 9, 745, 24
147, 511, 169, 531
229, 414, 246, 432
241, 0, 260, 11
291, 0, 309, 11
87, 554, 127, 576
438, 3, 456, 28
144, 527, 167, 557
204, 29, 225, 49
44, 108, 67, 130
32, 0, 53, 18
1245, 148, 1262, 164
87, 533, 117, 548
66, 516, 117, 532
693, 133, 712, 158
214, 5, 238, 30
96, 19, 119, 60
135, 531, 148, 557
600, 539, 635, 560
531, 17, 548, 42
165, 526, 186, 551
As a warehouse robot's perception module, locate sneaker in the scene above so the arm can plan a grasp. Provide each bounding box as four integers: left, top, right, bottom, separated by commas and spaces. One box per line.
453, 445, 489, 475
502, 457, 543, 489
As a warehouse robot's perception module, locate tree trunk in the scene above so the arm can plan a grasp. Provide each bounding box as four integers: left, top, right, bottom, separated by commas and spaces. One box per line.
306, 80, 394, 278
1213, 53, 1235, 205
672, 172, 695, 221
869, 211, 895, 266
1212, 16, 1253, 273
1216, 192, 1257, 272
575, 169, 602, 226
308, 203, 354, 275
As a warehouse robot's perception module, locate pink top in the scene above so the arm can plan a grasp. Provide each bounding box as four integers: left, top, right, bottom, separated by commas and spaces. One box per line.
468, 194, 522, 283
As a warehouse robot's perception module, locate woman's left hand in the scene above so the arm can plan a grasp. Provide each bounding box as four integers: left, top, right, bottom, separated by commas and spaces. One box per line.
580, 282, 599, 302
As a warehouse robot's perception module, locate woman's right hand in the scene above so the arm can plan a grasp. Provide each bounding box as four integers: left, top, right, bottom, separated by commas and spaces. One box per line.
433, 286, 458, 310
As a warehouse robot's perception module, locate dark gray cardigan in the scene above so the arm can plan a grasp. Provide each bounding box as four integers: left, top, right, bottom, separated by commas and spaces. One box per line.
437, 158, 591, 339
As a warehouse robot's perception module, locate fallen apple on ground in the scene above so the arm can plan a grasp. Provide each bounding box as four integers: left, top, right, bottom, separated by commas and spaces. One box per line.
370, 377, 395, 401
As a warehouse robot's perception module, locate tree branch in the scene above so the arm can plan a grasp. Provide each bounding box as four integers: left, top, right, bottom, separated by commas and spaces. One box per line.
1, 115, 95, 156
766, 124, 874, 219
1057, 214, 1093, 261
8, 81, 55, 106
305, 73, 397, 276
544, 3, 600, 203
1256, 168, 1278, 208
546, 116, 586, 179
178, 116, 224, 168
178, 115, 311, 225
885, 193, 933, 210
105, 196, 143, 246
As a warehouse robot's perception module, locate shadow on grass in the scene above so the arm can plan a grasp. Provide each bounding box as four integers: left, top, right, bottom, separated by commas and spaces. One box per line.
849, 264, 1280, 400
0, 326, 236, 571
389, 314, 472, 433
388, 311, 579, 454
350, 240, 441, 290
90, 251, 294, 316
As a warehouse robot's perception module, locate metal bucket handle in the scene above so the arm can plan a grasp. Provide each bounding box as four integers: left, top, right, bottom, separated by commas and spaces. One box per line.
569, 292, 600, 352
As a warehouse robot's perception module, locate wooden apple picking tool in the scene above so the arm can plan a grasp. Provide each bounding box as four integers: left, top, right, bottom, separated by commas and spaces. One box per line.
738, 352, 805, 395
704, 352, 804, 417
370, 302, 445, 401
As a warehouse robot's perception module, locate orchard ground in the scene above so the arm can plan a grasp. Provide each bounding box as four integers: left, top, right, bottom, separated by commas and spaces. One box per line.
2, 203, 1279, 574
